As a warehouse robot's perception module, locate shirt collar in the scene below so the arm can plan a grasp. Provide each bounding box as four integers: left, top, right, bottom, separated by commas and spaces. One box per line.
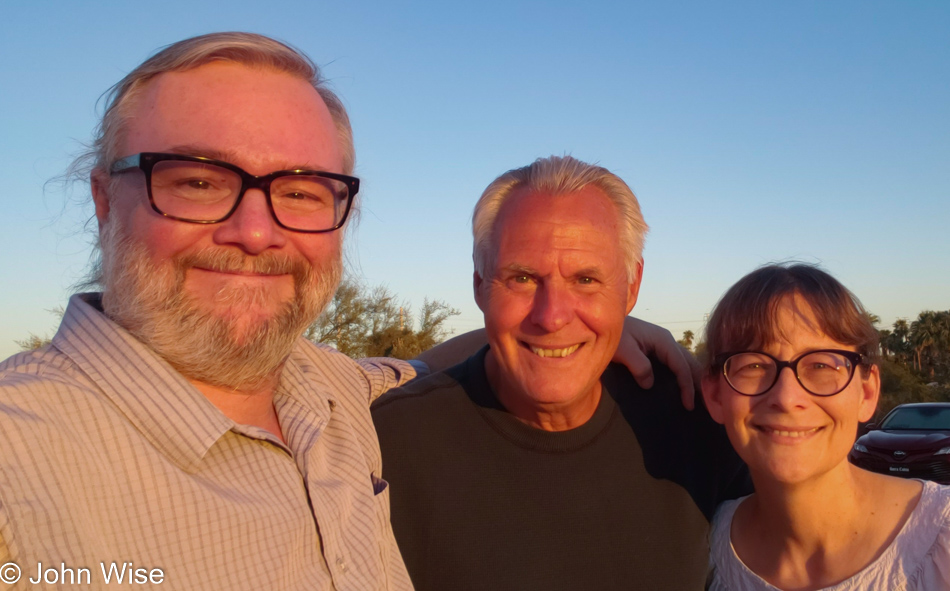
52, 293, 236, 473
54, 294, 340, 470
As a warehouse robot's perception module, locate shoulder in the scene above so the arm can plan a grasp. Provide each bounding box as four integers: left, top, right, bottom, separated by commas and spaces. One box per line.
709, 496, 745, 553
866, 481, 950, 590
291, 339, 417, 403
370, 356, 485, 452
928, 483, 950, 581
0, 345, 97, 417
293, 339, 370, 375
603, 359, 752, 512
602, 358, 728, 443
371, 364, 468, 419
0, 345, 85, 384
707, 496, 762, 591
927, 480, 950, 506
921, 481, 950, 538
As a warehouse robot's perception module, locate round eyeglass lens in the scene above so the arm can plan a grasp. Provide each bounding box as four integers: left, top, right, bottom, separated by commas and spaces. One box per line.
724, 350, 857, 395
795, 350, 854, 395
724, 353, 777, 395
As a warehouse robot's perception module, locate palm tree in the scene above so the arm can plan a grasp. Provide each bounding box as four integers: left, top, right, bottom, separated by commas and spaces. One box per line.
911, 311, 940, 376
678, 330, 694, 352
887, 319, 913, 367
879, 329, 892, 358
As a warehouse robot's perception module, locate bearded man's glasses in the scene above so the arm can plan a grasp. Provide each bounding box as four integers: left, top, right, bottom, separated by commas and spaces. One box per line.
110, 153, 359, 233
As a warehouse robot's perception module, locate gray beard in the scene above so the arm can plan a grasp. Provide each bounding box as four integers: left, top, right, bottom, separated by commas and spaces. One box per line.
98, 218, 341, 391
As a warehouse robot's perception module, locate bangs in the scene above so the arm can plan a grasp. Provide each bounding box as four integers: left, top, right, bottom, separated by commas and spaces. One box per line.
703, 264, 880, 373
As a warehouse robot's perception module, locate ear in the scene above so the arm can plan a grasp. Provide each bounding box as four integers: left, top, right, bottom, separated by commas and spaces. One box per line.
473, 271, 486, 312
90, 168, 112, 228
701, 375, 726, 425
857, 364, 881, 423
625, 260, 644, 315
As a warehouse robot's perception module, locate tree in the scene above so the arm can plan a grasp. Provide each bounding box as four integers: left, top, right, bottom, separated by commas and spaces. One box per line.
677, 330, 694, 352
15, 307, 64, 352
910, 310, 950, 378
305, 278, 460, 359
883, 319, 913, 367
15, 333, 52, 352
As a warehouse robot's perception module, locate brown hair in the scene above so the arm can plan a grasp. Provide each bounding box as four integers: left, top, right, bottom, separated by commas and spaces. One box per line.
703, 263, 880, 375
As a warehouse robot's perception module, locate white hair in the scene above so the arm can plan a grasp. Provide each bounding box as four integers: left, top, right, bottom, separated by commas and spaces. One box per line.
472, 155, 648, 280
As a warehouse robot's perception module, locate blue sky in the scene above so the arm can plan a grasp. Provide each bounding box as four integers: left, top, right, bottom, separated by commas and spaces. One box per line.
1, 0, 947, 359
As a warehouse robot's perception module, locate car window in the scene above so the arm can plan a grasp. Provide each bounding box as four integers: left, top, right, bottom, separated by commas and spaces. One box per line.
881, 407, 950, 430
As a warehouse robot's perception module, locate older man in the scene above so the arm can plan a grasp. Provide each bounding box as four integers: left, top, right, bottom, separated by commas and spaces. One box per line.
0, 34, 693, 591
372, 156, 751, 591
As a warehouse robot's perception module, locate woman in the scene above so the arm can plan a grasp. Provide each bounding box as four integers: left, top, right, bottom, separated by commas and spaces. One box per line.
701, 263, 950, 590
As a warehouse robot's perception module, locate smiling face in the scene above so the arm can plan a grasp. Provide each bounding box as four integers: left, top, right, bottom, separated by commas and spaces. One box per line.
92, 62, 345, 389
702, 295, 880, 486
475, 186, 642, 430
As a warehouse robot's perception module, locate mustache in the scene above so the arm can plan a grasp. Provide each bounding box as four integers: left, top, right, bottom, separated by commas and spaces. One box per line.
176, 249, 311, 279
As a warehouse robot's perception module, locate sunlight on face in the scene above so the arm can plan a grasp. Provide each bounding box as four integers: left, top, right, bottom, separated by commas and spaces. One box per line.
476, 186, 641, 429
96, 63, 347, 388
702, 295, 879, 486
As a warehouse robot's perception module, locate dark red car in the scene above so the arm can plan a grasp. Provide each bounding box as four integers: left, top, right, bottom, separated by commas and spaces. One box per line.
849, 402, 950, 484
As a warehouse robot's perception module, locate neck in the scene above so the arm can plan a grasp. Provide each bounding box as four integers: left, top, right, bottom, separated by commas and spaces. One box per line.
189, 374, 286, 444
747, 464, 865, 544
734, 463, 874, 588
485, 350, 601, 431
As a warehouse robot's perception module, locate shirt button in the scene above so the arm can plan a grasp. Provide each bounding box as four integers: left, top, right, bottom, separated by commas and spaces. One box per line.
336, 557, 347, 573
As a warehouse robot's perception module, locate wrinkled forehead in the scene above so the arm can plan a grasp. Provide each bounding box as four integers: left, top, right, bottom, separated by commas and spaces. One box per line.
491, 189, 624, 272
494, 186, 621, 242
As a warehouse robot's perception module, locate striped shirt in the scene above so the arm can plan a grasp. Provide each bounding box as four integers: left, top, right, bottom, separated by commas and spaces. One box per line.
0, 293, 416, 590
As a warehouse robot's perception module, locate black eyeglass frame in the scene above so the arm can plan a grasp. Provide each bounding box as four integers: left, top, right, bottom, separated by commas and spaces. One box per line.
109, 152, 360, 233
713, 349, 869, 397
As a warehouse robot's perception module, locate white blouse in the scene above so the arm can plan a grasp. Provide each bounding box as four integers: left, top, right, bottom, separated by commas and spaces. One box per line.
708, 480, 950, 591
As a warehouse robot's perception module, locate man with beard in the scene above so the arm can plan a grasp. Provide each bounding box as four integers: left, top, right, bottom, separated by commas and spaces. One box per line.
0, 33, 694, 591
0, 33, 414, 591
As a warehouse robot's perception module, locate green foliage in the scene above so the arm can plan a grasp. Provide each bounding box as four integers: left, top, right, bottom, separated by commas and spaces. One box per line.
877, 360, 938, 418
909, 310, 950, 378
872, 310, 950, 419
692, 341, 707, 364
15, 307, 64, 352
677, 330, 694, 352
15, 333, 52, 352
306, 277, 460, 359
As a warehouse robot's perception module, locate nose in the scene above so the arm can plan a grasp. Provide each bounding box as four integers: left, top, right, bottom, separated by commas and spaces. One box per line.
528, 281, 575, 332
767, 366, 810, 410
212, 189, 287, 254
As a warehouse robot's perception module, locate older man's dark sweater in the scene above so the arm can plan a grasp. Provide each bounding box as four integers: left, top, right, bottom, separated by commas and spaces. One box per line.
371, 347, 750, 591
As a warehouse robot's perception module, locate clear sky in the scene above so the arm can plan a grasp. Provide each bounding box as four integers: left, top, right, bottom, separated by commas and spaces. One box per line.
1, 0, 947, 359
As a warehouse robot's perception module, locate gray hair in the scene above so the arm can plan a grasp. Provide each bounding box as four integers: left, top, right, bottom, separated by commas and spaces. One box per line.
472, 155, 648, 280
71, 31, 354, 181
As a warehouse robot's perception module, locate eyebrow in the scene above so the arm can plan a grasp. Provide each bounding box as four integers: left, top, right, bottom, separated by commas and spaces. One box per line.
572, 267, 605, 279
500, 264, 537, 276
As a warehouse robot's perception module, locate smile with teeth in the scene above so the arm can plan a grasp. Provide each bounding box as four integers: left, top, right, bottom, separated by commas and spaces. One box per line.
759, 426, 821, 438
529, 344, 581, 358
